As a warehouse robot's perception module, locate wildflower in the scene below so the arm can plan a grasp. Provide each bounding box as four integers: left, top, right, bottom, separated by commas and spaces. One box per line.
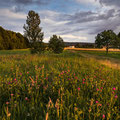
75, 77, 78, 79
60, 72, 63, 75
82, 82, 85, 84
25, 97, 28, 101
8, 82, 11, 85
27, 72, 29, 74
83, 79, 85, 81
96, 101, 99, 103
98, 104, 102, 106
101, 87, 103, 89
96, 88, 99, 91
102, 114, 105, 119
115, 95, 118, 99
112, 87, 116, 91
11, 94, 14, 96
78, 87, 80, 91
112, 91, 115, 94
6, 102, 9, 105
14, 78, 17, 81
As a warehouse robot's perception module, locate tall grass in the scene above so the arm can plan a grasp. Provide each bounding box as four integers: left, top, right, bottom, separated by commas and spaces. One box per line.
0, 50, 120, 119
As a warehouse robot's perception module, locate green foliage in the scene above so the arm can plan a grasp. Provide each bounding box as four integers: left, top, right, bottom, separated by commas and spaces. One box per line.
49, 35, 64, 53
75, 43, 81, 48
23, 10, 44, 54
76, 50, 120, 59
31, 42, 46, 54
0, 26, 29, 50
117, 32, 120, 49
75, 43, 95, 48
95, 30, 117, 53
0, 49, 30, 55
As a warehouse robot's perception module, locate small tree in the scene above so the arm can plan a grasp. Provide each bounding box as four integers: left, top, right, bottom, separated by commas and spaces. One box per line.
117, 32, 120, 49
49, 35, 64, 53
95, 30, 117, 54
23, 10, 44, 53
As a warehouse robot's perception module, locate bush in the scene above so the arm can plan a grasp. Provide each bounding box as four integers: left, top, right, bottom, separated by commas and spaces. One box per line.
48, 35, 64, 54
31, 42, 45, 54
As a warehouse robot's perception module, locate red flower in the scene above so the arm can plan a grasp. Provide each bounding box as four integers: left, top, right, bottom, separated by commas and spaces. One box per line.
102, 114, 105, 119
96, 101, 99, 103
78, 87, 80, 91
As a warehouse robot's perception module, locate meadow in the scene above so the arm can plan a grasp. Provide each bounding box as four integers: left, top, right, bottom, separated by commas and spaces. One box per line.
0, 49, 120, 120
76, 50, 120, 60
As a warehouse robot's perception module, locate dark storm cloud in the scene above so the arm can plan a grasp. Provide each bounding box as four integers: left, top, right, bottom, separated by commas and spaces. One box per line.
43, 8, 119, 36
13, 0, 50, 5
51, 27, 86, 35
98, 0, 120, 7
0, 0, 51, 12
66, 9, 115, 25
0, 0, 50, 5
89, 18, 120, 34
59, 28, 86, 35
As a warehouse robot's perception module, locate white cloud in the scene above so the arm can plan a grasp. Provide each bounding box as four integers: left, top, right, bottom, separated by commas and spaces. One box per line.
0, 8, 26, 33
75, 0, 100, 6
0, 8, 26, 19
61, 34, 87, 40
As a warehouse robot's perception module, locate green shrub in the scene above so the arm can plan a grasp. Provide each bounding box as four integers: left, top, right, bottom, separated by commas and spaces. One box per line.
49, 35, 64, 54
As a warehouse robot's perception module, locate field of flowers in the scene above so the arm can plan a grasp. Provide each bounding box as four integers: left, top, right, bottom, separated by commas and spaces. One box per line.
0, 50, 120, 120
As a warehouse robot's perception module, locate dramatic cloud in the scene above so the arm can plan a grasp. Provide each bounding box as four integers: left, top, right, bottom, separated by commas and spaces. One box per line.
98, 0, 120, 7
66, 9, 115, 24
0, 8, 26, 32
76, 0, 100, 6
0, 0, 50, 6
0, 0, 120, 42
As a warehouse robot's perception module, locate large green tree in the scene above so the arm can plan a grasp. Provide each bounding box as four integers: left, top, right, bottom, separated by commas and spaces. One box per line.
23, 10, 44, 53
49, 35, 64, 54
117, 32, 120, 49
95, 30, 117, 54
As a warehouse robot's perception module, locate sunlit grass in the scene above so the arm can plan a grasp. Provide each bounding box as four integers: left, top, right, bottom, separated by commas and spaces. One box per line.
74, 50, 120, 59
0, 49, 30, 55
0, 50, 120, 119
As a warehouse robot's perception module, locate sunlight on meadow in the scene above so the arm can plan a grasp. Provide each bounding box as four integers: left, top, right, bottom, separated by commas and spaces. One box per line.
0, 50, 120, 119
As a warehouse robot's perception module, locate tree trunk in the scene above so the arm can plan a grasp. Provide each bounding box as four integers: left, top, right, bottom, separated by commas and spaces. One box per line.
106, 46, 108, 54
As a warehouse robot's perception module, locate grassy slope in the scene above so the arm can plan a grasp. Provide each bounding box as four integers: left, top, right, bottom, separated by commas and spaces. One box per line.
76, 50, 120, 59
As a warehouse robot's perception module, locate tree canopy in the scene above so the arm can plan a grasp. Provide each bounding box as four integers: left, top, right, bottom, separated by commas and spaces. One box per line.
95, 30, 117, 53
23, 10, 44, 53
0, 26, 29, 50
49, 35, 64, 53
23, 10, 43, 43
117, 32, 120, 49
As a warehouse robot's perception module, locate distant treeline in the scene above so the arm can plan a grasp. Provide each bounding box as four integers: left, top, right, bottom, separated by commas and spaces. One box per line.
0, 26, 29, 50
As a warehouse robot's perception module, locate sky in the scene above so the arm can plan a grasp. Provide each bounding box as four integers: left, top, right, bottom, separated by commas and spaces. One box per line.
0, 0, 120, 43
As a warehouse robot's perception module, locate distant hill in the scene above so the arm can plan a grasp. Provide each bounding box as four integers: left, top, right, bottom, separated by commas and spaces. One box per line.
0, 26, 29, 50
